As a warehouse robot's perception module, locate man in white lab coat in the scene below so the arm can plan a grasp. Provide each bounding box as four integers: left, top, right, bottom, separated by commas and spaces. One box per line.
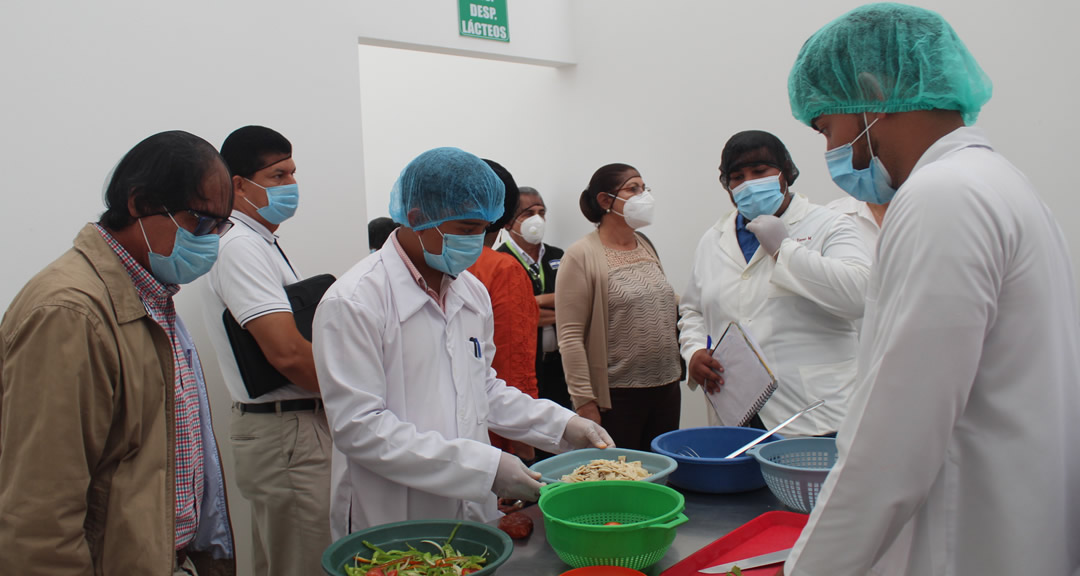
783, 4, 1080, 575
824, 197, 882, 336
680, 130, 871, 436
313, 147, 613, 538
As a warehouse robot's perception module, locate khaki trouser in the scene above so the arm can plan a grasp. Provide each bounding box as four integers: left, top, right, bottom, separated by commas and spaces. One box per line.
230, 405, 332, 576
174, 554, 197, 575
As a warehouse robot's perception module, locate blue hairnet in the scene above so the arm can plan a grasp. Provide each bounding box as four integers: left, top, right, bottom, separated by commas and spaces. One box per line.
788, 3, 992, 126
389, 147, 505, 231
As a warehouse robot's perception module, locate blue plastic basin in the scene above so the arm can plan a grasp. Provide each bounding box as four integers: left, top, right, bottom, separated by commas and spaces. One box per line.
650, 427, 783, 493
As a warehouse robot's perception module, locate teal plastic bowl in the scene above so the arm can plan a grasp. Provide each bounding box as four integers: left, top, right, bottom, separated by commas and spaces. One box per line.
530, 447, 678, 485
321, 519, 513, 575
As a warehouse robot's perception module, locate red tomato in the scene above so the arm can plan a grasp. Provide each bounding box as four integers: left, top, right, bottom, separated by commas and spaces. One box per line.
368, 569, 384, 576
604, 521, 622, 526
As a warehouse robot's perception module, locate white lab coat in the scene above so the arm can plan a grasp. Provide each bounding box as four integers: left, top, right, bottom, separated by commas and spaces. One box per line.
786, 127, 1080, 575
678, 194, 871, 436
313, 240, 576, 538
826, 196, 883, 335
827, 195, 881, 246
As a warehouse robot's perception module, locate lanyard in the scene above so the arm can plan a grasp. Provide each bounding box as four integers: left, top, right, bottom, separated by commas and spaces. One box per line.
504, 241, 544, 293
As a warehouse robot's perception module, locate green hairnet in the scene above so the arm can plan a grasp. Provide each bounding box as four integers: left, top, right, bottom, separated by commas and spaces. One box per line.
389, 147, 505, 231
788, 2, 992, 126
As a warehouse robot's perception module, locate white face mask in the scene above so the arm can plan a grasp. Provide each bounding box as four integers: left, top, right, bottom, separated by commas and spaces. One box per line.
515, 214, 546, 245
608, 189, 655, 229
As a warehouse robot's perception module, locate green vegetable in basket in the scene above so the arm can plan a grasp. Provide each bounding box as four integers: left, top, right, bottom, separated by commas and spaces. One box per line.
343, 523, 488, 576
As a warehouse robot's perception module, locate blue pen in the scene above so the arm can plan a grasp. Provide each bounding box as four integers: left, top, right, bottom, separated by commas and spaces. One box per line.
469, 337, 482, 358
707, 335, 712, 350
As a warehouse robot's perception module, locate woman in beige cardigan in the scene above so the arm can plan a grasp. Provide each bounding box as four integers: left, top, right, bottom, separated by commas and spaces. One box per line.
555, 163, 683, 451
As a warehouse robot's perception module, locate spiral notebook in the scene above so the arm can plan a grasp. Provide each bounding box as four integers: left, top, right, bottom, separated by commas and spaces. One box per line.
706, 322, 777, 426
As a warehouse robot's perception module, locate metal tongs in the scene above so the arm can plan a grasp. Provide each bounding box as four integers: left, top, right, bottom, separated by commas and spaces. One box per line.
724, 399, 826, 459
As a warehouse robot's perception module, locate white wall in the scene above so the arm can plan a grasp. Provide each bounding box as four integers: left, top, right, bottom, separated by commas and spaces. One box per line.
356, 0, 575, 66
3, 2, 1078, 574
571, 0, 1080, 424
0, 3, 571, 575
358, 45, 569, 234
358, 0, 1080, 428
1, 2, 369, 573
556, 0, 1080, 296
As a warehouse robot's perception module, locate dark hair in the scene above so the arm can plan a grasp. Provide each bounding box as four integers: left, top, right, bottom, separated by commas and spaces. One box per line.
718, 130, 800, 190
481, 159, 520, 233
219, 125, 292, 178
368, 216, 400, 250
579, 163, 639, 223
99, 130, 230, 230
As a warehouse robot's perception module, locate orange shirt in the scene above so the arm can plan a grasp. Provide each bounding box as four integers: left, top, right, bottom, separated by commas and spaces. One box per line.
468, 247, 540, 453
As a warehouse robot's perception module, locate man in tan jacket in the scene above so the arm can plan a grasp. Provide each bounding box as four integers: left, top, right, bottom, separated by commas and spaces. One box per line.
0, 131, 236, 576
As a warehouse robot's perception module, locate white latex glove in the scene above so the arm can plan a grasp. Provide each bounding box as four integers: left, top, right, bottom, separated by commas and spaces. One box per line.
563, 415, 616, 449
746, 214, 789, 257
492, 452, 544, 502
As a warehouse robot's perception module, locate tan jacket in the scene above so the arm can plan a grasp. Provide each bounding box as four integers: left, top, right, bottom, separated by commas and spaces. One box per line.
555, 229, 667, 410
0, 224, 235, 576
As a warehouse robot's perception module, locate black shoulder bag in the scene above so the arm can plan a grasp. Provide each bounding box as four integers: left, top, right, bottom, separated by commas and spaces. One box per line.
222, 273, 336, 399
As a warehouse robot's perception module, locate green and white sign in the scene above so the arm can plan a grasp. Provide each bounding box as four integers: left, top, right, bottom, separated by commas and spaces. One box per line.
459, 0, 509, 42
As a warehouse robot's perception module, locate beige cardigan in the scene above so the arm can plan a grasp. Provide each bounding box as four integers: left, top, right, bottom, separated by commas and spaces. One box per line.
555, 229, 667, 410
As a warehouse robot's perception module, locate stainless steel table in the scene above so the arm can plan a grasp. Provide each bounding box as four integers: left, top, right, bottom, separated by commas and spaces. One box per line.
498, 486, 789, 575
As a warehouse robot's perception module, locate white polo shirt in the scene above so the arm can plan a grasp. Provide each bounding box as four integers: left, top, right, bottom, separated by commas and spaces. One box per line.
202, 211, 318, 403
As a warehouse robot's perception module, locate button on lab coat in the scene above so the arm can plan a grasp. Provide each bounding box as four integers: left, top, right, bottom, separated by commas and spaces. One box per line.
679, 194, 871, 436
314, 243, 575, 538
785, 127, 1080, 575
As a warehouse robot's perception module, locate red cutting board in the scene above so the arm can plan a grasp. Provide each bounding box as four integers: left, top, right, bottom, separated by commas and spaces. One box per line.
660, 511, 808, 576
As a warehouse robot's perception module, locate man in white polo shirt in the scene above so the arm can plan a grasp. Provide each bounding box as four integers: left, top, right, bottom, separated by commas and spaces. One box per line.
202, 126, 330, 575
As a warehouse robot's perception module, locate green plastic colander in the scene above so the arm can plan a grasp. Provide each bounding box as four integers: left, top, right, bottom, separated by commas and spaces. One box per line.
538, 480, 688, 570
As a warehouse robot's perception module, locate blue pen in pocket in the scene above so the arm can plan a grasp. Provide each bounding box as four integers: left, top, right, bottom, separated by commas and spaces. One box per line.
468, 337, 482, 358
707, 335, 712, 350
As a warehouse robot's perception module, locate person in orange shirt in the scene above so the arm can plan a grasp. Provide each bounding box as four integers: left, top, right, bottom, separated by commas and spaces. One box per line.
467, 159, 541, 463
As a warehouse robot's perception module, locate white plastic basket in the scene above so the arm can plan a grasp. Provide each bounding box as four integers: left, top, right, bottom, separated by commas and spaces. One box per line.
748, 437, 837, 513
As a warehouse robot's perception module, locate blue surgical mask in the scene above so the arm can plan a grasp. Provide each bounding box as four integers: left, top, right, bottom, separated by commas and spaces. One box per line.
731, 174, 785, 221
139, 215, 219, 285
825, 115, 897, 205
244, 179, 299, 224
420, 227, 485, 277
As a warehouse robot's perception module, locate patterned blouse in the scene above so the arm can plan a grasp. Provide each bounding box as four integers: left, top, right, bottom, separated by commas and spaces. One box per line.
604, 242, 681, 388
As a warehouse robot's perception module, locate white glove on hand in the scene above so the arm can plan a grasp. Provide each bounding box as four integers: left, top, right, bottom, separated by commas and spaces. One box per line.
492, 452, 543, 502
564, 415, 616, 449
746, 215, 789, 257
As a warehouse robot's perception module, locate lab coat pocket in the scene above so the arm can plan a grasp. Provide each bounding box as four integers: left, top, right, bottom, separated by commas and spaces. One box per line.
765, 277, 795, 300
797, 358, 857, 397
468, 348, 491, 425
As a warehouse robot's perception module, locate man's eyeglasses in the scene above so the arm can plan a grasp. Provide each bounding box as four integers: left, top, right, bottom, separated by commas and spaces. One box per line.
187, 210, 234, 236
149, 209, 233, 237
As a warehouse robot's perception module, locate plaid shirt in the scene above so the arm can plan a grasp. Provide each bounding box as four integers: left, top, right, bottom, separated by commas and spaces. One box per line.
95, 224, 204, 550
